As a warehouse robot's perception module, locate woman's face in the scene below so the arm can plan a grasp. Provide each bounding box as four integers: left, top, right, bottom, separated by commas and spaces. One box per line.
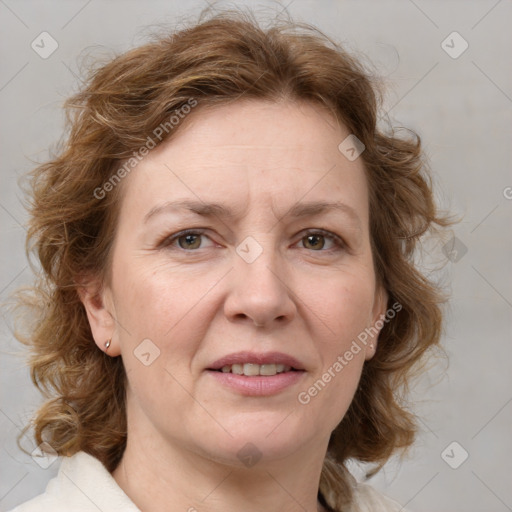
86, 99, 387, 466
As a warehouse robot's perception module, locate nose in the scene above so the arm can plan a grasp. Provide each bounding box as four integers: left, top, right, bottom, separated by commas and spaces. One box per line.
223, 244, 297, 328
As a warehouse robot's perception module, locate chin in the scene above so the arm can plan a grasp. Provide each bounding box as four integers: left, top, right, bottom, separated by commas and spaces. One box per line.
194, 415, 317, 466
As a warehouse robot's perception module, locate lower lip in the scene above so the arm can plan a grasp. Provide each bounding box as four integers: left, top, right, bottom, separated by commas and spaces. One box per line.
206, 370, 305, 396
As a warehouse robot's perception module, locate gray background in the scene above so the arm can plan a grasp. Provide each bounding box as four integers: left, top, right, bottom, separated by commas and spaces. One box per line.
1, 1, 511, 510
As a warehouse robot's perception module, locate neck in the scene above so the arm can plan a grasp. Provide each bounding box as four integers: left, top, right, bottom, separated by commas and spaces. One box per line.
113, 430, 330, 512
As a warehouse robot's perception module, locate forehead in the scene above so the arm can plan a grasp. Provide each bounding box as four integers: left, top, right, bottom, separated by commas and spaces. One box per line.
119, 99, 369, 225
160, 99, 345, 167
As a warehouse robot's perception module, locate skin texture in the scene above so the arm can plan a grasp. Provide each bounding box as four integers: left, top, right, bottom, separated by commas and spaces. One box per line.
80, 99, 387, 512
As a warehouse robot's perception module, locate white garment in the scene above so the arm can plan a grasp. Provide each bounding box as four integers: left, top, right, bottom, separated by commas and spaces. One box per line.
10, 451, 405, 511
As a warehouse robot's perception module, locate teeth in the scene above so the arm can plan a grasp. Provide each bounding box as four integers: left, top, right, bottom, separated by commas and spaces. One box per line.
231, 363, 244, 375
259, 364, 277, 376
243, 363, 260, 376
218, 363, 292, 376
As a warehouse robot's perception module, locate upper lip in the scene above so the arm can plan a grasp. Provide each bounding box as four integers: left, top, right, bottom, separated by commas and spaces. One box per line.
207, 351, 306, 371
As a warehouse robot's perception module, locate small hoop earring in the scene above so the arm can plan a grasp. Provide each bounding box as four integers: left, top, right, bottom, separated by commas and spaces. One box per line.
104, 339, 111, 351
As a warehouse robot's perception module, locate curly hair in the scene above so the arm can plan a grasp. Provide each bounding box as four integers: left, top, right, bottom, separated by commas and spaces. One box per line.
14, 9, 452, 511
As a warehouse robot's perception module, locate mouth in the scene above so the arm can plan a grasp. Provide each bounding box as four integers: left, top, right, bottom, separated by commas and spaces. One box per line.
205, 351, 306, 396
210, 363, 300, 376
206, 351, 306, 375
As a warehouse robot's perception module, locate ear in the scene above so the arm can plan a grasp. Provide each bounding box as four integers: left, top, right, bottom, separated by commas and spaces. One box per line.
365, 285, 389, 361
77, 277, 121, 357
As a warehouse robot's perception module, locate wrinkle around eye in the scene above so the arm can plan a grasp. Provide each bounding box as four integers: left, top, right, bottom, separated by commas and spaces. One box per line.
160, 229, 218, 251
155, 231, 357, 263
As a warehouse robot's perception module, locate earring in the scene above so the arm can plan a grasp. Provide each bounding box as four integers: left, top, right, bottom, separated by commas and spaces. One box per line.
104, 339, 111, 351
369, 343, 374, 350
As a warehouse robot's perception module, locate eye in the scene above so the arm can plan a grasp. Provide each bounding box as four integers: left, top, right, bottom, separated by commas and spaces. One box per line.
177, 233, 203, 250
297, 230, 344, 251
163, 229, 213, 250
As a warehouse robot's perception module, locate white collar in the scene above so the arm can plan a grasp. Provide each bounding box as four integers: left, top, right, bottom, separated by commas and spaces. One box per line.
15, 451, 139, 511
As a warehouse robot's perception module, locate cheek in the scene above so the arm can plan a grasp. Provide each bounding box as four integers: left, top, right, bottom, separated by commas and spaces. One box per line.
301, 357, 364, 438
112, 257, 209, 339
296, 272, 375, 426
306, 269, 376, 347
109, 268, 198, 399
111, 264, 209, 418
110, 258, 230, 389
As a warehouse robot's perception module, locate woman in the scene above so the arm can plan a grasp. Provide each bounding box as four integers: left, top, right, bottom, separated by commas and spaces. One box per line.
11, 9, 450, 512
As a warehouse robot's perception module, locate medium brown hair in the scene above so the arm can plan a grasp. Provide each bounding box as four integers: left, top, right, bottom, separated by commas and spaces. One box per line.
15, 9, 451, 510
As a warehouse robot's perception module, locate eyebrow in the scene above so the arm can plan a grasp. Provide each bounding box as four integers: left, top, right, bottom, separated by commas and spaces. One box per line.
144, 200, 236, 224
285, 201, 361, 229
143, 199, 362, 229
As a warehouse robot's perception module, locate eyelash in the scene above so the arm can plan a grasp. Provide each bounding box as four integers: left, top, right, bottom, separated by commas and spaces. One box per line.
161, 228, 346, 253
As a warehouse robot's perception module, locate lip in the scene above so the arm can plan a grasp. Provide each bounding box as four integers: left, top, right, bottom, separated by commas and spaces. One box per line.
207, 370, 305, 396
207, 351, 306, 371
205, 351, 307, 397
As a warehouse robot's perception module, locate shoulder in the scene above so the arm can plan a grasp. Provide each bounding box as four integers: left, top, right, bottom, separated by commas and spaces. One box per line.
351, 480, 405, 512
8, 451, 139, 512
